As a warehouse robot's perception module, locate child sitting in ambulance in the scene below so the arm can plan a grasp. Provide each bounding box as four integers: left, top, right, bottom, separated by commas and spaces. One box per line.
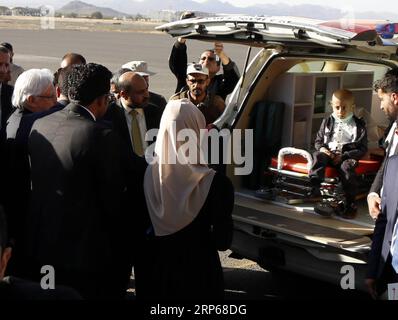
309, 89, 368, 219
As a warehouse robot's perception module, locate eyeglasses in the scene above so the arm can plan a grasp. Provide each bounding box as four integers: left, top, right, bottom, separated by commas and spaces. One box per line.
200, 56, 216, 62
187, 78, 206, 85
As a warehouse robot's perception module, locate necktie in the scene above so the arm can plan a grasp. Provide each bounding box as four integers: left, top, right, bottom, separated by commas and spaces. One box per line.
130, 109, 144, 157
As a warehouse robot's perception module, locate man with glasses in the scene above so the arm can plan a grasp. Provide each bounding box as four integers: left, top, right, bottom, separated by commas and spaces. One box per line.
169, 30, 240, 99
170, 63, 225, 125
2, 69, 57, 277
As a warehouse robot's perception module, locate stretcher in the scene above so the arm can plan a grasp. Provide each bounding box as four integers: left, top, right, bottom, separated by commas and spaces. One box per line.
262, 147, 382, 216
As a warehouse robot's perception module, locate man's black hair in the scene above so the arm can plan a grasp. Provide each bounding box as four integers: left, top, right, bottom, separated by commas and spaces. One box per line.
386, 67, 398, 77
0, 46, 10, 55
374, 67, 398, 94
67, 63, 112, 106
54, 66, 73, 97
0, 42, 12, 52
0, 206, 8, 255
110, 68, 131, 91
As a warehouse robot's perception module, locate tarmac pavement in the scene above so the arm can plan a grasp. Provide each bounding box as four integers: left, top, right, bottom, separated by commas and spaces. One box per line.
0, 28, 251, 99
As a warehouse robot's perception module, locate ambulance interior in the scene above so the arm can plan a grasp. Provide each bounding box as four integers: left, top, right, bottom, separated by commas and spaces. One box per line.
229, 56, 391, 228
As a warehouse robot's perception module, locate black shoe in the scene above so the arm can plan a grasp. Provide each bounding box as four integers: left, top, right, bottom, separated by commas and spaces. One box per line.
314, 202, 334, 217
309, 176, 322, 187
340, 203, 358, 219
312, 187, 322, 198
255, 188, 276, 200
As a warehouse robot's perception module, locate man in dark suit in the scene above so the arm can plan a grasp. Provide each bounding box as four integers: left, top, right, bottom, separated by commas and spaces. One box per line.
0, 46, 13, 144
368, 68, 398, 220
27, 63, 138, 299
0, 46, 13, 208
3, 69, 57, 277
105, 71, 164, 157
366, 155, 398, 299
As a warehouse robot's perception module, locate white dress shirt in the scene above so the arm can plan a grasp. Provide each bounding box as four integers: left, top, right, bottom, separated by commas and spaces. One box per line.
386, 122, 398, 157
78, 105, 96, 121
328, 116, 357, 152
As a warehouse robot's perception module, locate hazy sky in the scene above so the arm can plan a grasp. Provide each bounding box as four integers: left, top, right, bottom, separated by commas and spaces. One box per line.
196, 0, 397, 13
4, 0, 398, 13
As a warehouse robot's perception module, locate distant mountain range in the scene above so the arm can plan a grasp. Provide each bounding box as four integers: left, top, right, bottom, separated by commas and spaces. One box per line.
3, 0, 398, 21
58, 0, 125, 18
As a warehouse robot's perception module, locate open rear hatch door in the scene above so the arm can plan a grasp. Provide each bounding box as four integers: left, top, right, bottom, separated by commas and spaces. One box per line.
157, 15, 398, 57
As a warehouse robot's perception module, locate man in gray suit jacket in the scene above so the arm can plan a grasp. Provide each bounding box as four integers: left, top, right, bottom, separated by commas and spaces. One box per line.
368, 68, 398, 220
366, 155, 398, 299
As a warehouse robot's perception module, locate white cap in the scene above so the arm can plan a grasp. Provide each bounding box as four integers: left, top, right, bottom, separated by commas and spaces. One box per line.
121, 61, 155, 76
186, 63, 209, 76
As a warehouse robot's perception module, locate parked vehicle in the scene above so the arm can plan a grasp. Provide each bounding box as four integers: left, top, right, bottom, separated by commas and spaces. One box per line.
157, 16, 398, 291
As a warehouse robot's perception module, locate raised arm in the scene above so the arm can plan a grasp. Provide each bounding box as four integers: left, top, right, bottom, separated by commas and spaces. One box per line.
169, 38, 188, 93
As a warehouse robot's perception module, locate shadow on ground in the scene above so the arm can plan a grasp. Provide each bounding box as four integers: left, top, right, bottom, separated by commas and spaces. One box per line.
223, 267, 371, 300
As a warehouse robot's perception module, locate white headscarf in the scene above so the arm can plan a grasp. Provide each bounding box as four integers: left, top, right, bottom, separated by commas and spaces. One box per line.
144, 99, 216, 236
